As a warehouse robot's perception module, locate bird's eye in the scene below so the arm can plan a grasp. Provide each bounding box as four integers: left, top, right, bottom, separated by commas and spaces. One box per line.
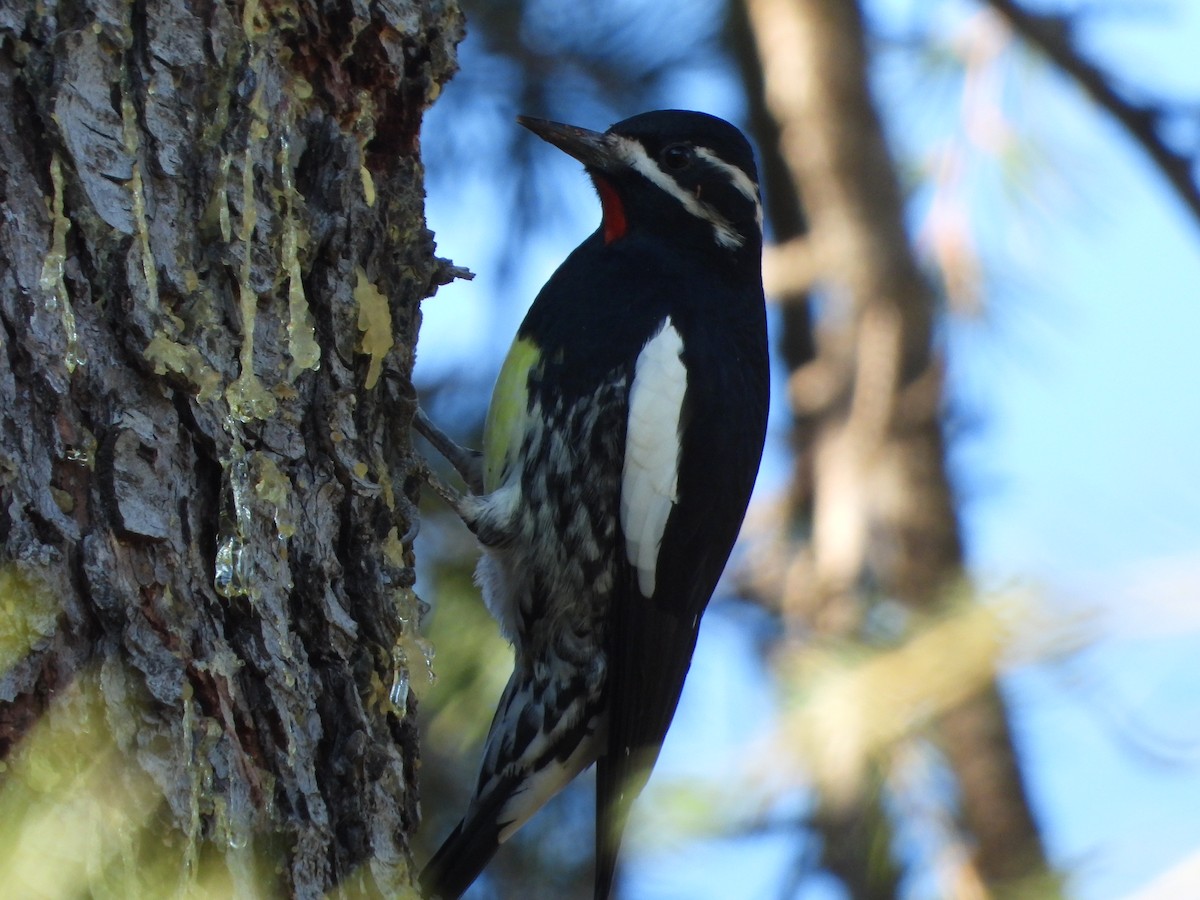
660, 143, 692, 171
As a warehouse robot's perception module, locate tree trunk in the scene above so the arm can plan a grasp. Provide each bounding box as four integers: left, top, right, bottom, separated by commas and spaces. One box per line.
0, 0, 464, 895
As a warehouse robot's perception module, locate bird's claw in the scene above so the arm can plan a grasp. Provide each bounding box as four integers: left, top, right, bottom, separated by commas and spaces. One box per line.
413, 407, 485, 495
416, 456, 469, 514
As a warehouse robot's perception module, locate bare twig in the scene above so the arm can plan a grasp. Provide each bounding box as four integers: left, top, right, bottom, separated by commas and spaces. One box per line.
984, 0, 1200, 229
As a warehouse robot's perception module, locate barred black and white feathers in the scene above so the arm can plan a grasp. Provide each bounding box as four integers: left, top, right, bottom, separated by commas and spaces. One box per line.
418, 110, 769, 900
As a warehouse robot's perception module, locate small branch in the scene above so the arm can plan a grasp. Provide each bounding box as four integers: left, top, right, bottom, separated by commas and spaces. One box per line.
984, 0, 1200, 230
762, 236, 820, 299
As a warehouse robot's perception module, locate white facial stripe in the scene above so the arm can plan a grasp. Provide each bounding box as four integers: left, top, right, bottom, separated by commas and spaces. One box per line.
620, 318, 687, 598
694, 147, 764, 233
610, 135, 745, 250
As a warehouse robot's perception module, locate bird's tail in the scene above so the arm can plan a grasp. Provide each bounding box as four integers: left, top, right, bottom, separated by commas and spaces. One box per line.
594, 749, 659, 900
419, 810, 503, 900
419, 663, 602, 898
593, 756, 625, 900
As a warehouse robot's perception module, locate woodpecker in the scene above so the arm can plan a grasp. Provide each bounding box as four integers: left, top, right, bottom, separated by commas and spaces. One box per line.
416, 110, 769, 900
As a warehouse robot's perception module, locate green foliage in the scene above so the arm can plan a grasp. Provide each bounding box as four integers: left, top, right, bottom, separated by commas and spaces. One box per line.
420, 549, 512, 751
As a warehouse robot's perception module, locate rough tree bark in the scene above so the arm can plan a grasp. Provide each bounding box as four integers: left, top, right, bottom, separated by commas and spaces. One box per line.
738, 0, 1049, 893
0, 0, 464, 895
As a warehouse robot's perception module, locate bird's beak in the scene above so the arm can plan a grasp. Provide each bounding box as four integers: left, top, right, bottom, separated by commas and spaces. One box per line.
518, 116, 622, 173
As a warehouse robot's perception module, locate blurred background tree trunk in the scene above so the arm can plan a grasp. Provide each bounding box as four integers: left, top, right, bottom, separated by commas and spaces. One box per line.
0, 0, 464, 895
738, 0, 1048, 893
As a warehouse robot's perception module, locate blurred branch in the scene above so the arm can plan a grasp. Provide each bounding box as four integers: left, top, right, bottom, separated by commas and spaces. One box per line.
771, 601, 1015, 801
762, 237, 820, 298
983, 0, 1200, 230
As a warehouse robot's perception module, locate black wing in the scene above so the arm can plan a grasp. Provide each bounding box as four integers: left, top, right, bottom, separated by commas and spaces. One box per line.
595, 317, 769, 898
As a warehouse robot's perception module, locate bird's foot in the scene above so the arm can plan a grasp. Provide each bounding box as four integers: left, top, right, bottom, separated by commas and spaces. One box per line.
413, 407, 485, 495
416, 457, 469, 513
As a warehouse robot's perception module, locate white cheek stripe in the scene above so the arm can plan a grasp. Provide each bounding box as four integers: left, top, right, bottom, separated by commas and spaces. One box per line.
694, 147, 764, 233
620, 319, 687, 598
611, 136, 745, 250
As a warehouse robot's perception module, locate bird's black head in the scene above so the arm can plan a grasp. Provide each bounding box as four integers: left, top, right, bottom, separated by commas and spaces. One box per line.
519, 110, 762, 259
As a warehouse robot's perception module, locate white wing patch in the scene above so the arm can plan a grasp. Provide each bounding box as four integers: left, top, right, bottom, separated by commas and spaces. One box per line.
621, 319, 687, 598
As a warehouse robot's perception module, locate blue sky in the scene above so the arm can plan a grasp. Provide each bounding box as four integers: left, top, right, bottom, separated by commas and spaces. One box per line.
416, 2, 1200, 896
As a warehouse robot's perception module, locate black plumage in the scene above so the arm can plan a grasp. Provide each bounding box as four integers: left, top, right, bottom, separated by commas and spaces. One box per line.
417, 109, 769, 900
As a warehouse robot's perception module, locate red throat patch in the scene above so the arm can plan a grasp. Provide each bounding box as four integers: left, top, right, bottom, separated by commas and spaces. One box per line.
593, 176, 627, 244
